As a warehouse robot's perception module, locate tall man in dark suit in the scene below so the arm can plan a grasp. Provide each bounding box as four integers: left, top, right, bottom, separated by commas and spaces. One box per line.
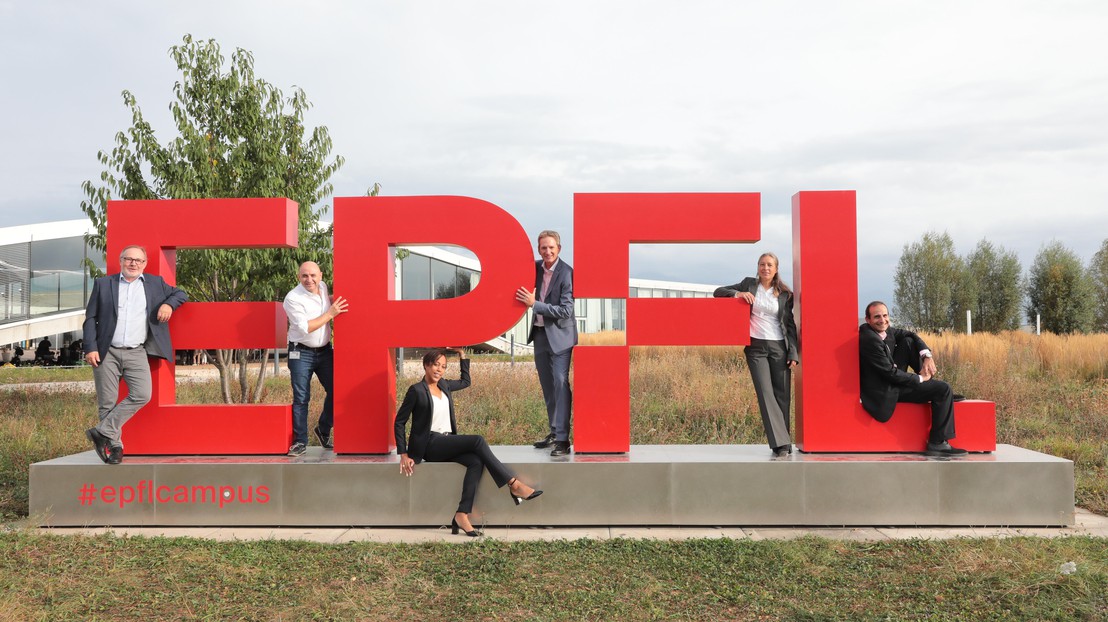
83, 245, 188, 464
859, 301, 965, 457
515, 230, 578, 456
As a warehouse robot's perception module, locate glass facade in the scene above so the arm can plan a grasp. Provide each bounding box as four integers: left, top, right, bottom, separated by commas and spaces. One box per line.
1, 235, 102, 324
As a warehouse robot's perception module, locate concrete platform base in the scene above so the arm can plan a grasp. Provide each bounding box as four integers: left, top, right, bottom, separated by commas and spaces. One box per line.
29, 444, 1074, 527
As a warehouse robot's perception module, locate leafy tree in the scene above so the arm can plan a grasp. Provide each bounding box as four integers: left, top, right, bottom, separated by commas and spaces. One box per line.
80, 34, 345, 403
1025, 241, 1095, 334
893, 231, 974, 332
1088, 239, 1108, 333
966, 239, 1023, 332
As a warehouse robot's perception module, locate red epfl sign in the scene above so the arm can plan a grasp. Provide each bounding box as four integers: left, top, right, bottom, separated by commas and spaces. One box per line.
105, 192, 995, 455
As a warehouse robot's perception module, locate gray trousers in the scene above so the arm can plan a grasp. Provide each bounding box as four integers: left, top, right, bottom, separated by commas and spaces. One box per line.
533, 328, 573, 442
744, 338, 792, 450
92, 346, 152, 448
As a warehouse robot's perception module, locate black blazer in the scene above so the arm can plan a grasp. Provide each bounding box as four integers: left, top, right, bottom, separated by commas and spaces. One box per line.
394, 359, 471, 463
858, 324, 929, 422
714, 277, 799, 362
82, 273, 188, 361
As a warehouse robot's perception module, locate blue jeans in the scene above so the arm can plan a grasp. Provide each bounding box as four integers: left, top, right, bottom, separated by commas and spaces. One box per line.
288, 345, 334, 445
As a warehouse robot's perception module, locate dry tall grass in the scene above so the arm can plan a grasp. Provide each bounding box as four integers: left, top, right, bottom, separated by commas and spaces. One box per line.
1, 331, 1106, 518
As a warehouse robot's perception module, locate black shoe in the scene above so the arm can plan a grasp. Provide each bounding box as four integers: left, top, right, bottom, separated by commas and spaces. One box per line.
85, 428, 111, 464
773, 446, 791, 460
533, 433, 556, 449
451, 517, 482, 537
550, 441, 571, 457
926, 441, 968, 457
314, 426, 333, 450
107, 445, 123, 465
288, 442, 307, 456
508, 478, 544, 505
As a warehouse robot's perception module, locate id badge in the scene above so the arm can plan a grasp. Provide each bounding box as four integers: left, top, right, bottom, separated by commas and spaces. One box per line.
288, 350, 301, 360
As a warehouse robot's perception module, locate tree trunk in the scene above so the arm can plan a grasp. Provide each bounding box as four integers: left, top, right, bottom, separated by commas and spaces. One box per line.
213, 349, 234, 404
237, 349, 249, 404
251, 348, 271, 403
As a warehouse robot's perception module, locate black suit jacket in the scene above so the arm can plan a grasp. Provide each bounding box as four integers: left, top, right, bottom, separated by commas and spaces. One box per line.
82, 273, 188, 361
858, 324, 929, 422
394, 359, 471, 463
714, 277, 799, 361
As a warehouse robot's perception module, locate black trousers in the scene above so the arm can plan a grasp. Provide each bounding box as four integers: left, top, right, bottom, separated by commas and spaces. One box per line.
898, 379, 956, 443
423, 433, 515, 514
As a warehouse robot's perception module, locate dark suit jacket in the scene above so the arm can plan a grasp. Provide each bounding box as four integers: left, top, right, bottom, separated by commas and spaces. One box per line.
526, 259, 578, 355
858, 324, 929, 422
394, 359, 471, 463
82, 273, 188, 361
714, 277, 799, 362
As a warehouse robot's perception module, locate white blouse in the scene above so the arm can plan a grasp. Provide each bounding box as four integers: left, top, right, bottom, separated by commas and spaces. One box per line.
750, 285, 785, 341
430, 391, 452, 434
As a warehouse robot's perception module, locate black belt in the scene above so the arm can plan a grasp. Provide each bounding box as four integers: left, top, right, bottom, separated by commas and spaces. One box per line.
289, 342, 331, 353
110, 345, 143, 350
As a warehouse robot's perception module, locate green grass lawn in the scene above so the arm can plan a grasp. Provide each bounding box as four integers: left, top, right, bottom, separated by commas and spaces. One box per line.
1, 532, 1105, 621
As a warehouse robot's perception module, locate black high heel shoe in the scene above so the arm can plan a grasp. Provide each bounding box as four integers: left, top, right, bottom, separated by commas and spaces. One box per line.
451, 516, 482, 537
508, 478, 544, 505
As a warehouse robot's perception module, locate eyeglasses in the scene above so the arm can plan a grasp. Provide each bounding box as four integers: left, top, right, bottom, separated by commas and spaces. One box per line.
121, 257, 146, 264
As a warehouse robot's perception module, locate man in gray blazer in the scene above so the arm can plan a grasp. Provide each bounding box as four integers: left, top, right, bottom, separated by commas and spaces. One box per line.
82, 245, 188, 464
515, 230, 578, 456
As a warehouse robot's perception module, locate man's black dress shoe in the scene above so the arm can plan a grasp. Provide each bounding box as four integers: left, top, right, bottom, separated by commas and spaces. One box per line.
550, 441, 571, 457
925, 441, 967, 457
314, 425, 333, 450
533, 433, 556, 449
107, 445, 123, 465
85, 428, 111, 464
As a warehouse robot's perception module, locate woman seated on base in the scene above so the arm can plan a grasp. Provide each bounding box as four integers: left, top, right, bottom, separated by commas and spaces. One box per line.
395, 347, 543, 536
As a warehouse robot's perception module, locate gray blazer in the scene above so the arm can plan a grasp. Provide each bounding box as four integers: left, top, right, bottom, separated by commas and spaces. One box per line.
714, 277, 799, 362
527, 259, 578, 355
82, 273, 188, 361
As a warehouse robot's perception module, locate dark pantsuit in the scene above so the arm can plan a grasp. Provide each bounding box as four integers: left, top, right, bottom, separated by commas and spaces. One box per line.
744, 337, 792, 449
423, 433, 515, 513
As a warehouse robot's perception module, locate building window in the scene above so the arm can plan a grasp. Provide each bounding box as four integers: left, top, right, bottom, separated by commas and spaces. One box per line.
401, 253, 430, 300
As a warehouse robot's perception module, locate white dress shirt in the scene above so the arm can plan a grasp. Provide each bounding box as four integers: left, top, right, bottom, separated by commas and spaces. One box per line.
749, 285, 784, 341
111, 274, 148, 348
283, 281, 332, 347
430, 391, 452, 434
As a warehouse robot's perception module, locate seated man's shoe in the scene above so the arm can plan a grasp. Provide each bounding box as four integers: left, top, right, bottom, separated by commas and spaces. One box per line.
314, 425, 333, 450
533, 433, 556, 449
288, 442, 307, 457
550, 441, 571, 457
85, 428, 111, 464
773, 445, 791, 460
106, 445, 123, 465
926, 441, 968, 457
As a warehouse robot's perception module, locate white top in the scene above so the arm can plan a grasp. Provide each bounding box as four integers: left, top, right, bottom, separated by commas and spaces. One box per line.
749, 285, 784, 341
283, 281, 332, 347
430, 390, 452, 434
111, 275, 148, 348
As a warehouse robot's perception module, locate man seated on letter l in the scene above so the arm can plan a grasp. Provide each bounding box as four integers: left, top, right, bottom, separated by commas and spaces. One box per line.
859, 301, 966, 457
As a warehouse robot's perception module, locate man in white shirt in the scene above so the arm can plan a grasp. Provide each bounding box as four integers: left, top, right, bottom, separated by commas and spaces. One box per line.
283, 261, 348, 456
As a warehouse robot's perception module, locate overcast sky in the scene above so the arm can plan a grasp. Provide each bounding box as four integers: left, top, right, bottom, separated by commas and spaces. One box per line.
2, 1, 1107, 315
